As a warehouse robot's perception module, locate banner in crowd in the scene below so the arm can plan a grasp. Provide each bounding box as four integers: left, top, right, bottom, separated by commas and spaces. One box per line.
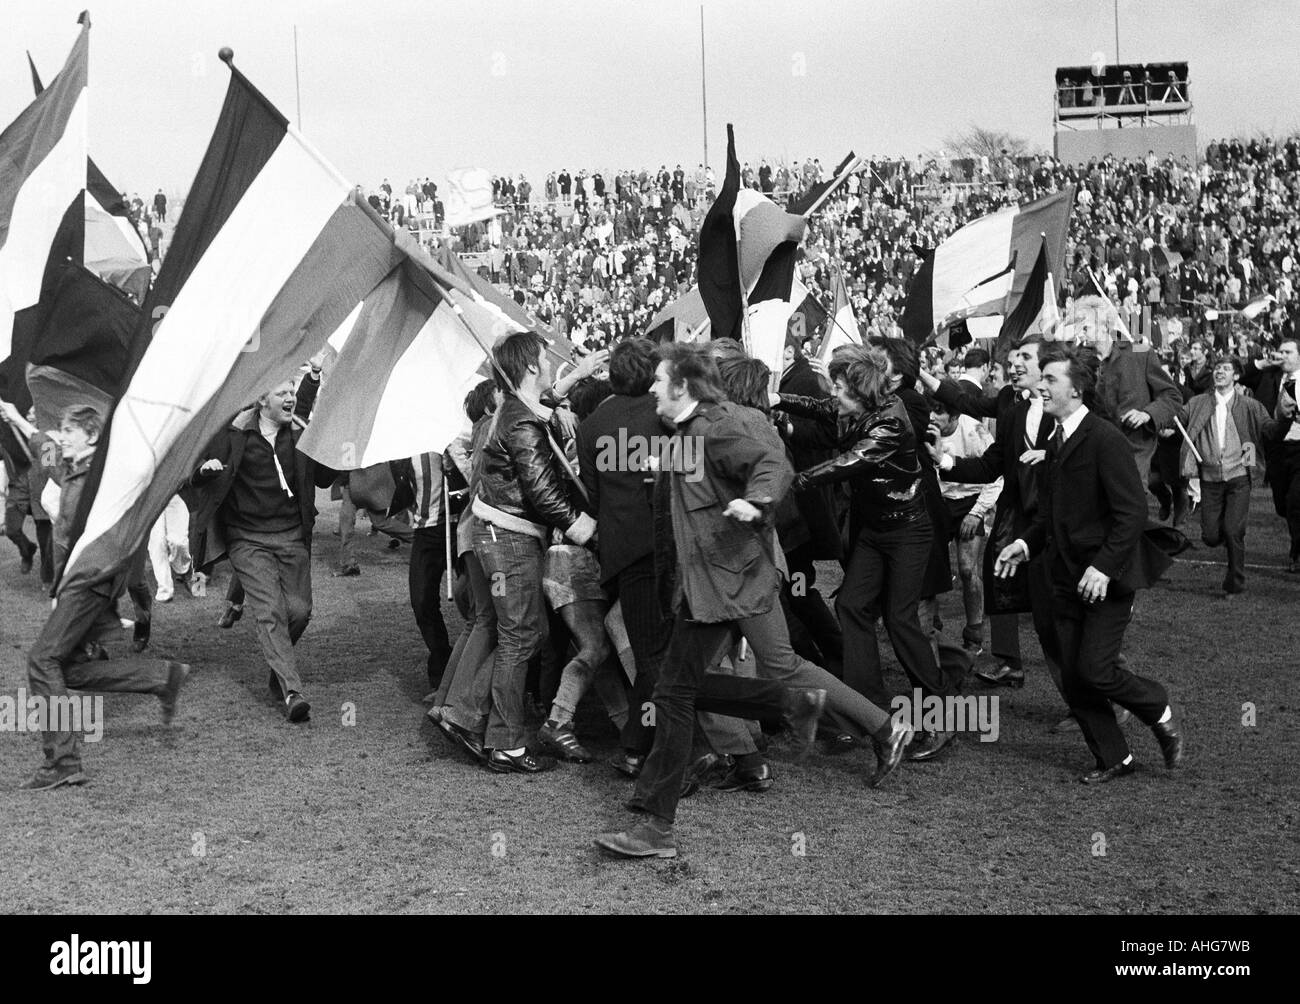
60, 54, 402, 592
900, 186, 1073, 344
817, 265, 862, 360
443, 167, 507, 228
0, 20, 87, 383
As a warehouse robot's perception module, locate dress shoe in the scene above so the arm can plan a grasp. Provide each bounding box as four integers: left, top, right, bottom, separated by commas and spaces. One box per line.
535, 721, 594, 763
1152, 717, 1184, 769
782, 687, 828, 756
1079, 760, 1137, 784
333, 564, 361, 577
907, 730, 957, 762
487, 748, 556, 774
438, 718, 486, 761
594, 821, 677, 859
387, 538, 402, 550
869, 720, 914, 788
609, 753, 645, 779
19, 763, 89, 791
158, 661, 193, 725
714, 761, 773, 792
218, 603, 243, 629
132, 617, 151, 653
975, 663, 1025, 688
284, 692, 311, 723
19, 544, 35, 574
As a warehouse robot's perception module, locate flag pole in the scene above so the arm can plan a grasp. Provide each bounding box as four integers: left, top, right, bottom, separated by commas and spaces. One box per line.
800, 157, 864, 219
1171, 414, 1203, 465
443, 474, 453, 600
700, 5, 708, 169
293, 25, 302, 130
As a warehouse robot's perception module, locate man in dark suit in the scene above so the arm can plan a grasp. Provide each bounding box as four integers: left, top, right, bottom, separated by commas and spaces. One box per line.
1269, 337, 1300, 570
1093, 334, 1182, 488
996, 346, 1184, 783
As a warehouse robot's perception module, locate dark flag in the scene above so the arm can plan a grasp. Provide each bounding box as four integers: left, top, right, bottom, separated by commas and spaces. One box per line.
996, 239, 1053, 359
785, 151, 858, 217
697, 124, 743, 342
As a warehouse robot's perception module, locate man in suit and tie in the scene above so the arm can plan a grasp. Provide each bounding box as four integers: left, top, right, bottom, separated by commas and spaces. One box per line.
995, 346, 1184, 783
1270, 337, 1300, 571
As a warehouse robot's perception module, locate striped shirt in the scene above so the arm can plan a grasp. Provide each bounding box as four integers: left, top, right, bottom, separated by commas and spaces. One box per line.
410, 453, 444, 529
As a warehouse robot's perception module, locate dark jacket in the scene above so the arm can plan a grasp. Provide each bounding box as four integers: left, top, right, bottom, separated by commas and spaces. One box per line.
947, 393, 1053, 613
778, 355, 842, 561
187, 374, 333, 570
576, 392, 660, 584
1022, 409, 1168, 597
774, 392, 924, 546
1096, 341, 1182, 448
662, 400, 793, 623
476, 392, 584, 533
52, 451, 96, 587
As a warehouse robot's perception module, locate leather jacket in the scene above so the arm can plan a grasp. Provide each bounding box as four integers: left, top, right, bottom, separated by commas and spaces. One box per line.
773, 392, 925, 529
476, 392, 584, 532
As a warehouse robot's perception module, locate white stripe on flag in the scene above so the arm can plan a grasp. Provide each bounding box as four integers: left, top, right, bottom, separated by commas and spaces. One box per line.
0, 89, 87, 359
360, 300, 487, 466
930, 205, 1017, 333
67, 127, 353, 574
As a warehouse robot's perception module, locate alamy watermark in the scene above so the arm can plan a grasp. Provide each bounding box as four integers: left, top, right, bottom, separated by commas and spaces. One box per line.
0, 689, 103, 742
891, 688, 999, 742
592, 431, 705, 482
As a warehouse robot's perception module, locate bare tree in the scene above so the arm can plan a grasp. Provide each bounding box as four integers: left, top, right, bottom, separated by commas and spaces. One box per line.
941, 126, 1037, 160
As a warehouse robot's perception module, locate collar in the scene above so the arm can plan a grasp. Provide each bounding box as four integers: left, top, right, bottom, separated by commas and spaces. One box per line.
1213, 387, 1237, 406
1058, 404, 1089, 441
674, 400, 700, 425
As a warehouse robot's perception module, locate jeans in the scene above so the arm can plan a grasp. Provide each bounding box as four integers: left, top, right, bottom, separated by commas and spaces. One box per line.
551, 599, 612, 720
1200, 475, 1251, 593
472, 523, 546, 750
439, 551, 498, 731
27, 580, 172, 769
837, 515, 948, 710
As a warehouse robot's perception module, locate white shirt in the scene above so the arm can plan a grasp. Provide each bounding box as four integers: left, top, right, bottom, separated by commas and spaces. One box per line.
1024, 394, 1044, 448
1213, 388, 1235, 451
1056, 404, 1089, 443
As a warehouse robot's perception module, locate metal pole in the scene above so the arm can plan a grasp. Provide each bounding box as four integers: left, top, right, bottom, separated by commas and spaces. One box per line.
1114, 0, 1120, 64
293, 25, 302, 129
700, 5, 708, 168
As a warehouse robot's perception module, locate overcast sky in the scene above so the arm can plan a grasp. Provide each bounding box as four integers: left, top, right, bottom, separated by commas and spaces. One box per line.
5, 0, 1298, 199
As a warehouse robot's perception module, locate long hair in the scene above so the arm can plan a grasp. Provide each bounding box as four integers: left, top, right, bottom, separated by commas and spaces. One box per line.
718, 357, 772, 412
828, 344, 893, 412
657, 342, 726, 404
608, 338, 656, 396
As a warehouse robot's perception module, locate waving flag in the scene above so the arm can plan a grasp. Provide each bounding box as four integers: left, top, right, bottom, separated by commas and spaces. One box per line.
60, 52, 401, 592
901, 187, 1073, 344
443, 168, 506, 228
0, 20, 87, 367
817, 265, 863, 361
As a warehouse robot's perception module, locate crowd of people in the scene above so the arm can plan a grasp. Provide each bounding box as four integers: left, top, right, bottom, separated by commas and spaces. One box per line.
3, 135, 1299, 863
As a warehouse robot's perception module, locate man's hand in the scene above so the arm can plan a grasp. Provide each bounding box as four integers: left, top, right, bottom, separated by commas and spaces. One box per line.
573, 347, 610, 379
723, 499, 762, 523
807, 356, 830, 384
994, 540, 1029, 578
1019, 448, 1047, 466
1121, 409, 1152, 428
199, 459, 224, 475
566, 512, 597, 545
1077, 565, 1110, 603
959, 513, 983, 541
553, 405, 577, 440
1158, 427, 1176, 439
925, 423, 944, 466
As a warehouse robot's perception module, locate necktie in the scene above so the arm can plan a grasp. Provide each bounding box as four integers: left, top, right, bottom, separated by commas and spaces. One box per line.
1048, 422, 1065, 462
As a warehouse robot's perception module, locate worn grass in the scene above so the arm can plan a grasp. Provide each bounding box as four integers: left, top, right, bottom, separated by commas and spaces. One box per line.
0, 490, 1296, 914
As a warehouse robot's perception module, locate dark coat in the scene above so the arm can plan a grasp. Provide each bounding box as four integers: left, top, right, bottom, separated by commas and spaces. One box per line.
1096, 341, 1182, 450
476, 392, 584, 532
778, 356, 842, 560
661, 400, 793, 623
186, 374, 331, 570
1022, 409, 1169, 598
576, 392, 661, 585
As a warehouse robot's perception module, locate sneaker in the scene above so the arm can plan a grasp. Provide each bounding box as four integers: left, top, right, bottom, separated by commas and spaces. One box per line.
19, 764, 89, 791
535, 720, 594, 763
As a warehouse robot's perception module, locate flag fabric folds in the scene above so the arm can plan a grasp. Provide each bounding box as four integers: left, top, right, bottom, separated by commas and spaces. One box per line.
817, 266, 862, 361
697, 124, 744, 342
301, 241, 521, 470
900, 187, 1073, 343
26, 262, 140, 430
0, 23, 88, 366
1241, 293, 1275, 320
60, 59, 401, 592
995, 241, 1056, 359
